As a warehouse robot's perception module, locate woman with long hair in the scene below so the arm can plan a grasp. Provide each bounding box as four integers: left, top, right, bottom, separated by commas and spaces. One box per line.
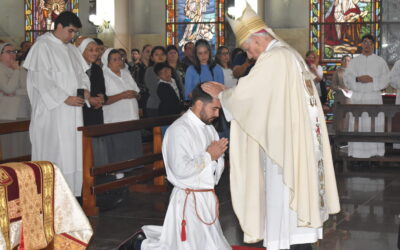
166, 45, 184, 97
216, 46, 237, 88
184, 39, 224, 100
144, 46, 167, 117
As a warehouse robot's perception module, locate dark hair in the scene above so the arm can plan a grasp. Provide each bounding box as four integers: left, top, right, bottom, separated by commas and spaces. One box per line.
361, 34, 375, 43
305, 50, 316, 58
107, 49, 121, 63
154, 62, 173, 75
342, 54, 351, 61
149, 46, 166, 66
93, 38, 104, 46
20, 41, 31, 48
231, 47, 244, 62
131, 48, 140, 54
142, 44, 152, 52
54, 11, 82, 29
118, 48, 127, 55
191, 83, 213, 105
166, 45, 179, 54
184, 41, 194, 50
193, 39, 216, 76
215, 46, 230, 68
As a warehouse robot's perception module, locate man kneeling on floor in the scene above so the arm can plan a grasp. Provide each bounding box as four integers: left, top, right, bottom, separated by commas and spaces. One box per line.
138, 83, 230, 250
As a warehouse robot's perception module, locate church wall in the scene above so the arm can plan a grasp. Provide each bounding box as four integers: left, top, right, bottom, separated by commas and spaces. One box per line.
0, 0, 25, 46
0, 0, 96, 46
264, 0, 309, 57
128, 0, 166, 52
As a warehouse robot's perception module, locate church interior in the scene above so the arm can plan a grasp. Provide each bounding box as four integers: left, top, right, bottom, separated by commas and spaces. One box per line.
0, 0, 400, 249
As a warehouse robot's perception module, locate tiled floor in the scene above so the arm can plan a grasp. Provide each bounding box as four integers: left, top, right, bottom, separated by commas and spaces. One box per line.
88, 164, 400, 250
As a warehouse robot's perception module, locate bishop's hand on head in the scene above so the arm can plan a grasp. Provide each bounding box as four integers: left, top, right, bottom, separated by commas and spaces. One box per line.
201, 81, 225, 98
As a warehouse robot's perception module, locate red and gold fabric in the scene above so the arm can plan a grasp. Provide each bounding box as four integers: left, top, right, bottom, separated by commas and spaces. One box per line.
0, 161, 92, 249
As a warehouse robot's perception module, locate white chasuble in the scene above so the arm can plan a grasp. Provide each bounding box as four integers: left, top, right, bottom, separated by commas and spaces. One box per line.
141, 110, 230, 250
23, 32, 90, 196
220, 40, 340, 245
344, 54, 389, 158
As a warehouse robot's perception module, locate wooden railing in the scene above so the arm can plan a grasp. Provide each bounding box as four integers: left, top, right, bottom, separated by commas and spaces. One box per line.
333, 104, 400, 171
78, 115, 180, 216
0, 120, 31, 163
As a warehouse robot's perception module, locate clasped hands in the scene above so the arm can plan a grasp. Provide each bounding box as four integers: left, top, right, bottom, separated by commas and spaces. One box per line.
357, 75, 374, 83
207, 138, 229, 161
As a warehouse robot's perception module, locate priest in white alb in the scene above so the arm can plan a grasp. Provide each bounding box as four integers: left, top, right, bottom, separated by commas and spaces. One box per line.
23, 11, 90, 196
344, 34, 389, 158
202, 4, 340, 250
140, 83, 230, 250
389, 58, 400, 148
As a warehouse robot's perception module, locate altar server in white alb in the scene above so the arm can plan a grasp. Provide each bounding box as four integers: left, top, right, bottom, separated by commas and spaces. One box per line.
344, 34, 389, 158
141, 83, 230, 250
23, 11, 90, 196
389, 58, 400, 148
202, 4, 340, 250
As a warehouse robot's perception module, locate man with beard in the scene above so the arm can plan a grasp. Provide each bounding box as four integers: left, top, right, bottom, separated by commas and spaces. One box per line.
137, 83, 230, 250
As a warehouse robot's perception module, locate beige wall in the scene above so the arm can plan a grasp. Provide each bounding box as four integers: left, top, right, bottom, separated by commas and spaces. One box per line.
264, 0, 309, 56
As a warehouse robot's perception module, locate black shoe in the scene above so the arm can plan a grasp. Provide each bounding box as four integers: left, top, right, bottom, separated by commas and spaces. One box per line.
117, 230, 146, 250
290, 243, 313, 250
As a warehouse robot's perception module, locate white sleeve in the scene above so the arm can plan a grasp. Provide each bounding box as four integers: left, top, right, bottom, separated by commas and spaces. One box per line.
163, 127, 218, 189
219, 90, 234, 122
29, 70, 69, 110
390, 60, 400, 89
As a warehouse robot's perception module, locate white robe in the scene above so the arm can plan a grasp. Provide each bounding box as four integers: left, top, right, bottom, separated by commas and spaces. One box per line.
102, 66, 140, 123
221, 41, 326, 250
141, 110, 230, 250
23, 32, 90, 196
344, 54, 389, 158
389, 60, 400, 148
389, 59, 400, 105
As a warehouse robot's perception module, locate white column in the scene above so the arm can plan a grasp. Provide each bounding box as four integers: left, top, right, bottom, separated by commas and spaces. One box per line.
113, 0, 129, 51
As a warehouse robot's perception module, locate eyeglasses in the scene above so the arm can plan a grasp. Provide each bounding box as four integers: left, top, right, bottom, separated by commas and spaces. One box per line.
2, 50, 18, 55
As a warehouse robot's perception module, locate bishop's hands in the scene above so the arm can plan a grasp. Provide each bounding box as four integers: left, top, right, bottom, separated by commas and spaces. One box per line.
201, 81, 226, 98
207, 138, 229, 161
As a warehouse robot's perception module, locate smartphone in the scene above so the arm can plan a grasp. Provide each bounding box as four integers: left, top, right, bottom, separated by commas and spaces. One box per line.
77, 88, 84, 99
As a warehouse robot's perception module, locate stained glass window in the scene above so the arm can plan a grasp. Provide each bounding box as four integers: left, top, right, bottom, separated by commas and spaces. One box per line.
310, 0, 381, 74
25, 0, 79, 42
166, 0, 225, 55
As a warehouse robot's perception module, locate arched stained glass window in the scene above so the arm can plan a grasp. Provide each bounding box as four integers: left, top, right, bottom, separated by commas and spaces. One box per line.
310, 0, 381, 74
25, 0, 79, 42
166, 0, 225, 54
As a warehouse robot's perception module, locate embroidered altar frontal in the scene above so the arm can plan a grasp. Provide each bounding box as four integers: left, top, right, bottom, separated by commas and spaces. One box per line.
0, 161, 89, 250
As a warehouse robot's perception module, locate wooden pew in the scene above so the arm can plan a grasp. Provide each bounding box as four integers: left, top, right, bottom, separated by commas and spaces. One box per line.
332, 104, 400, 172
78, 115, 180, 216
0, 120, 31, 163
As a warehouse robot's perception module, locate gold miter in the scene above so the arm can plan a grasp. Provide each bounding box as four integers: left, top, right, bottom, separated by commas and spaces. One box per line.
227, 3, 269, 46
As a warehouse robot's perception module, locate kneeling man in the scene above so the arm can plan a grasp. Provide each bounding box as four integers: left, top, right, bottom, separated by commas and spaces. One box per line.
140, 83, 230, 250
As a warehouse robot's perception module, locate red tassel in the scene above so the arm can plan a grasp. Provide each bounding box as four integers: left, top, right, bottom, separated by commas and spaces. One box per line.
181, 219, 186, 241
20, 224, 24, 250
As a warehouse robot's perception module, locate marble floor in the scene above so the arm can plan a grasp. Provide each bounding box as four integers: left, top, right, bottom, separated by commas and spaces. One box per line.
88, 164, 400, 250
